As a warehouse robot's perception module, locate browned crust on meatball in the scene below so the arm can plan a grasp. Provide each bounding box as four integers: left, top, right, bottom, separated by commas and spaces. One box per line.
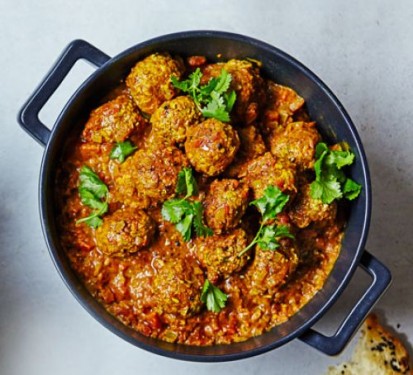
268, 121, 321, 170
185, 118, 240, 176
126, 53, 185, 114
82, 94, 146, 143
151, 256, 205, 317
95, 208, 156, 256
150, 96, 201, 144
204, 179, 249, 233
225, 124, 267, 178
191, 228, 250, 283
261, 82, 305, 134
113, 143, 188, 206
245, 242, 299, 296
288, 184, 337, 228
242, 152, 297, 199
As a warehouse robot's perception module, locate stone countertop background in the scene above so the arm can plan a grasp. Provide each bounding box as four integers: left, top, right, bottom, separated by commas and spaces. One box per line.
1, 0, 412, 374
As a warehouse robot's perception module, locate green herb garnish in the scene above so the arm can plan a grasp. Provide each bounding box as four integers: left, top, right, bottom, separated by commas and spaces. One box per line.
310, 142, 362, 204
171, 68, 236, 122
110, 140, 137, 163
239, 186, 294, 257
200, 279, 228, 313
175, 167, 198, 197
162, 168, 212, 241
76, 166, 109, 228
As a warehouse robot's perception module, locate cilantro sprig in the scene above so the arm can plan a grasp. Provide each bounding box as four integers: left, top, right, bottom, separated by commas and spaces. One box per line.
161, 168, 213, 241
310, 142, 362, 204
110, 140, 137, 163
171, 68, 236, 122
200, 279, 228, 313
239, 186, 294, 257
76, 166, 109, 228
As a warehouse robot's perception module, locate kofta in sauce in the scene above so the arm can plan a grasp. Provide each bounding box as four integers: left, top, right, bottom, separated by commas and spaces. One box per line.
56, 52, 359, 346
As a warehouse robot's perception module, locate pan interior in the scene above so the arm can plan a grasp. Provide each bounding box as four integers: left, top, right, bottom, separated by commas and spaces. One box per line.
40, 31, 370, 361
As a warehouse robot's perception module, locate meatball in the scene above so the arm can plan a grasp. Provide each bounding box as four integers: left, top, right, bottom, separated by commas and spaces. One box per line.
150, 96, 201, 143
288, 184, 337, 228
128, 260, 155, 309
82, 94, 145, 143
185, 118, 240, 176
243, 152, 296, 199
95, 208, 156, 256
126, 53, 185, 114
225, 125, 267, 178
261, 82, 305, 134
201, 59, 265, 124
204, 179, 249, 233
191, 228, 250, 283
246, 242, 299, 296
151, 257, 205, 317
113, 142, 188, 206
129, 253, 205, 319
269, 121, 321, 170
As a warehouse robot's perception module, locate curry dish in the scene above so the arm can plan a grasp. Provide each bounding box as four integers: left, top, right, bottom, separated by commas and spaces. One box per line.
56, 52, 351, 345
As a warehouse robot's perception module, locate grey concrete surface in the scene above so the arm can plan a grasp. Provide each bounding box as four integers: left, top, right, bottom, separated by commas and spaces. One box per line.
1, 0, 412, 374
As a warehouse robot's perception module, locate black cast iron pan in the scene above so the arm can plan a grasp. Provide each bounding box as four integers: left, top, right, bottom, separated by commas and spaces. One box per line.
18, 31, 391, 362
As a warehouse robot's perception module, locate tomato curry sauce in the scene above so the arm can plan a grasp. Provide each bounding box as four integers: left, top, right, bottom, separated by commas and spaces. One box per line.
55, 52, 351, 345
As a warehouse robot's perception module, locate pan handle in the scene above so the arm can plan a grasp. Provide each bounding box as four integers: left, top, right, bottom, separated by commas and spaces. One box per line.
299, 250, 391, 355
18, 40, 110, 146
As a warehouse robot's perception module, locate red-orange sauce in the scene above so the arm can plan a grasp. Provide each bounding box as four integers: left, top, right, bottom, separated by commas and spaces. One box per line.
55, 53, 345, 345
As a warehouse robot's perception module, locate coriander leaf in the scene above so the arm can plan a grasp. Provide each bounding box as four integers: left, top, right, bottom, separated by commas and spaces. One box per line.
256, 225, 280, 251
77, 166, 109, 228
78, 187, 100, 208
171, 68, 236, 122
176, 167, 198, 197
161, 199, 190, 223
170, 75, 187, 91
311, 178, 342, 204
274, 224, 295, 238
192, 202, 213, 237
162, 199, 212, 241
213, 69, 232, 94
309, 180, 323, 200
314, 143, 329, 180
110, 140, 137, 163
78, 166, 108, 199
326, 150, 355, 169
175, 214, 194, 242
162, 168, 212, 241
315, 142, 329, 159
77, 215, 103, 229
201, 89, 230, 122
310, 142, 362, 204
78, 187, 108, 214
343, 178, 362, 200
172, 68, 202, 102
200, 280, 228, 313
87, 216, 103, 228
250, 185, 290, 222
200, 77, 218, 96
256, 224, 294, 251
188, 69, 202, 90
239, 186, 294, 257
202, 100, 230, 122
161, 199, 195, 241
225, 90, 237, 112
333, 168, 347, 184
92, 201, 108, 216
